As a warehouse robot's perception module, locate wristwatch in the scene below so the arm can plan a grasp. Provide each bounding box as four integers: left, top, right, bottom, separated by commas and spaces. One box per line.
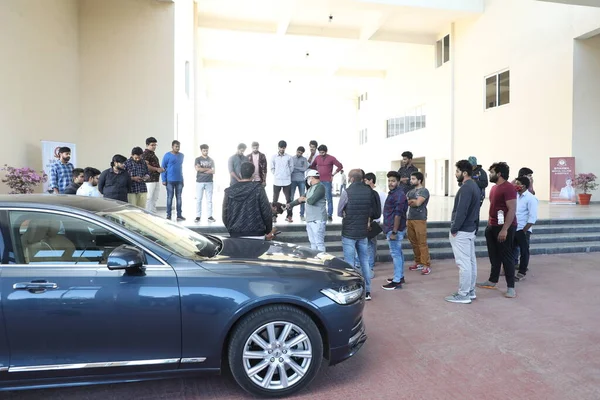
392, 231, 398, 235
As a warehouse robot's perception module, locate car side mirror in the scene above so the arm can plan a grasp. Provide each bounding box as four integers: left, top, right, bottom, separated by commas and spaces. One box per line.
107, 245, 146, 270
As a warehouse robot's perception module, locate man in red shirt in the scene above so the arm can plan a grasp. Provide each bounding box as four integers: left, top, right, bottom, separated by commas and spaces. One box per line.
477, 162, 518, 298
310, 144, 343, 221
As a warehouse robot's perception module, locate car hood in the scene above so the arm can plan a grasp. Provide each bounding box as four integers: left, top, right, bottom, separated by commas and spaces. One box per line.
205, 236, 353, 271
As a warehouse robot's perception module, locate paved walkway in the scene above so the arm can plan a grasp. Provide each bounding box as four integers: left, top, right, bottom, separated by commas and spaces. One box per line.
5, 253, 600, 400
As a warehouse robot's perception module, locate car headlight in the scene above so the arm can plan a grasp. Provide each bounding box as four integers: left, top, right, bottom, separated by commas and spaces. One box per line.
321, 284, 363, 305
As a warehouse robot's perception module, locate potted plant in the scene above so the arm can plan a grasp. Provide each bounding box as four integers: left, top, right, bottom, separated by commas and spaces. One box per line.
574, 173, 598, 205
1, 165, 48, 194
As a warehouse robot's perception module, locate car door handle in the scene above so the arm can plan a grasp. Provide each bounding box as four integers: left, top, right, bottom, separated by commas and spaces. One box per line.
13, 281, 58, 290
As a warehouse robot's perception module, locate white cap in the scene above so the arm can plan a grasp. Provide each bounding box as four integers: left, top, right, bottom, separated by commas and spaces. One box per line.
305, 169, 320, 178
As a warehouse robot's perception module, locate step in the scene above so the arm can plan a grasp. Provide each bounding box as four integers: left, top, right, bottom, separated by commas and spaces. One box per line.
289, 232, 600, 252
325, 241, 600, 263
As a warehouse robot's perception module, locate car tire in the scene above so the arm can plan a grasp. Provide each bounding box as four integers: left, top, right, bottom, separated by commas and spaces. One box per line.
227, 304, 323, 398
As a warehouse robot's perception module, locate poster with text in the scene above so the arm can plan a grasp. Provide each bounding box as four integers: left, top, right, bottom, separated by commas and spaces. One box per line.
41, 141, 77, 193
549, 157, 576, 204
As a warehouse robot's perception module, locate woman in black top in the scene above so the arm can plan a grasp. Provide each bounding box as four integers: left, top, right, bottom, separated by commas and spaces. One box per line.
98, 155, 132, 202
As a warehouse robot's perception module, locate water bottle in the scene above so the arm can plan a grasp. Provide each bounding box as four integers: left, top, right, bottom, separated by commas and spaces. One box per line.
497, 210, 505, 225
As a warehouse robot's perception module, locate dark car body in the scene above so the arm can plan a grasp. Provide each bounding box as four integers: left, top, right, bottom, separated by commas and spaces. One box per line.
0, 195, 366, 394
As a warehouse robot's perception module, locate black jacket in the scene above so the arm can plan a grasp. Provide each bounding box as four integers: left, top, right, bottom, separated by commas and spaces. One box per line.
342, 182, 377, 240
63, 182, 81, 195
223, 181, 273, 237
98, 168, 132, 203
473, 165, 489, 200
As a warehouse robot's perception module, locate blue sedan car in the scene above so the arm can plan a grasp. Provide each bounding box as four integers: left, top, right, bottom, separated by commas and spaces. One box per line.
0, 195, 366, 397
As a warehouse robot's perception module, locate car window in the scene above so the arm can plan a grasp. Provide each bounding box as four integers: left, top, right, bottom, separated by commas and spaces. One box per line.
9, 211, 136, 265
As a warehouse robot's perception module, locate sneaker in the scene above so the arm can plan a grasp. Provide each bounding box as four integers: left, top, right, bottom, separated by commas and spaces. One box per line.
386, 277, 405, 284
166, 215, 171, 220
286, 217, 293, 223
300, 216, 306, 222
515, 272, 526, 281
469, 289, 477, 300
365, 292, 372, 301
382, 281, 402, 290
421, 267, 431, 275
409, 264, 423, 271
327, 216, 333, 222
177, 216, 186, 221
207, 216, 216, 223
505, 288, 517, 298
476, 280, 497, 289
194, 217, 200, 223
445, 292, 472, 304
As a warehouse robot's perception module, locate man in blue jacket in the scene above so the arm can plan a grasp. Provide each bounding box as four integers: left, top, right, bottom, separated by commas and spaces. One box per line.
161, 140, 185, 221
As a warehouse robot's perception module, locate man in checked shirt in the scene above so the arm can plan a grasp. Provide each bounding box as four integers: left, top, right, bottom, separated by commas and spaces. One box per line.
125, 147, 150, 208
50, 147, 74, 194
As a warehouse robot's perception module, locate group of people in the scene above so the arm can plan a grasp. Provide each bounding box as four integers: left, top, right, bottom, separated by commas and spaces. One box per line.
48, 138, 181, 218
50, 141, 539, 304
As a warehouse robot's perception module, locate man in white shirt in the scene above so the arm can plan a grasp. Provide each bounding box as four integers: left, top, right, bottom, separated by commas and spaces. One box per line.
76, 167, 102, 197
514, 176, 538, 281
271, 140, 294, 222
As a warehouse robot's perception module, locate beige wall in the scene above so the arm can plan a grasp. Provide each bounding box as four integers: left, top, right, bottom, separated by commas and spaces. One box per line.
79, 0, 176, 172
572, 34, 600, 196
452, 0, 600, 199
0, 0, 80, 191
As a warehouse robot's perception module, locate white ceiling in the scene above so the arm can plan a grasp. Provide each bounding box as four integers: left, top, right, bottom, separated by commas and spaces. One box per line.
196, 0, 483, 97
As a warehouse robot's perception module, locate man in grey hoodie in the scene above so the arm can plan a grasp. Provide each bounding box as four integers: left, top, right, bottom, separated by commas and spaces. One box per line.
445, 160, 481, 304
288, 169, 327, 251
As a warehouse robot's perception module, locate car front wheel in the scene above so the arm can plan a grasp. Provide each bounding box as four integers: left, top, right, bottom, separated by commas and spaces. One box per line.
228, 305, 323, 398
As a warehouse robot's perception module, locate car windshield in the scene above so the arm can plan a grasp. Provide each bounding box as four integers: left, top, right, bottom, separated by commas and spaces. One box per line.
97, 209, 220, 259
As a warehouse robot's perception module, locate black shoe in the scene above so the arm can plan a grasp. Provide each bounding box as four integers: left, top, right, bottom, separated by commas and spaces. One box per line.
386, 277, 406, 284
166, 215, 171, 220
177, 216, 186, 221
365, 292, 372, 301
207, 216, 216, 222
327, 216, 333, 222
382, 281, 402, 290
194, 217, 200, 223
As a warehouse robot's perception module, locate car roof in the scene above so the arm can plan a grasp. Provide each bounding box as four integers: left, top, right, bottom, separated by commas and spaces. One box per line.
0, 194, 132, 214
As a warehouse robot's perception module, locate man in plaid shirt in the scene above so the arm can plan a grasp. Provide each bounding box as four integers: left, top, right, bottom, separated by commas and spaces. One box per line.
125, 147, 150, 208
50, 147, 74, 194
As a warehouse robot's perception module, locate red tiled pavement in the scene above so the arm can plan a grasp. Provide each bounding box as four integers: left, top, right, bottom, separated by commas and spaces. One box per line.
3, 253, 600, 400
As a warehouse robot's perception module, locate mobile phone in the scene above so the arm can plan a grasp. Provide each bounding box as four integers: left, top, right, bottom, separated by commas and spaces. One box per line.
273, 230, 282, 236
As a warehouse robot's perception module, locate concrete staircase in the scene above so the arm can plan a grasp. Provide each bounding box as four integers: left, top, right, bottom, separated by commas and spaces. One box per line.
189, 218, 600, 262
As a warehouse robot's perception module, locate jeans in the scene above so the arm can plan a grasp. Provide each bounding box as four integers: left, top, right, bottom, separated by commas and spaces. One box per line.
290, 180, 306, 217
166, 181, 183, 218
407, 220, 431, 266
145, 182, 160, 214
306, 221, 326, 251
386, 230, 405, 283
449, 231, 477, 297
514, 230, 531, 275
368, 236, 377, 269
195, 182, 213, 219
485, 225, 516, 288
342, 236, 370, 292
322, 181, 333, 217
273, 184, 292, 218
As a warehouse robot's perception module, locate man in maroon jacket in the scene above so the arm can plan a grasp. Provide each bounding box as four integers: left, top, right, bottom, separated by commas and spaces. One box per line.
310, 144, 343, 221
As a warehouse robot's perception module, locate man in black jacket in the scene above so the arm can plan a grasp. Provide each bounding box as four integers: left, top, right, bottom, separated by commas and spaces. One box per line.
338, 169, 380, 301
63, 168, 84, 194
223, 162, 274, 239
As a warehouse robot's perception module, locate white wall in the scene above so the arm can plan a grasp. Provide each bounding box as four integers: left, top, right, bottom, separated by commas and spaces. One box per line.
572, 34, 600, 197
452, 0, 600, 200
79, 0, 176, 174
0, 0, 80, 191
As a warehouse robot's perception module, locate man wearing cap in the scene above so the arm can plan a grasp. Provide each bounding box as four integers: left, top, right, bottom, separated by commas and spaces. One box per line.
467, 156, 488, 205
288, 169, 327, 251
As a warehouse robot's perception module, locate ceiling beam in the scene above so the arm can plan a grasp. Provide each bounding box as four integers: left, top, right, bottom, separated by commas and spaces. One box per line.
359, 11, 388, 41
276, 0, 296, 36
355, 0, 484, 13
536, 0, 600, 7
198, 15, 277, 34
